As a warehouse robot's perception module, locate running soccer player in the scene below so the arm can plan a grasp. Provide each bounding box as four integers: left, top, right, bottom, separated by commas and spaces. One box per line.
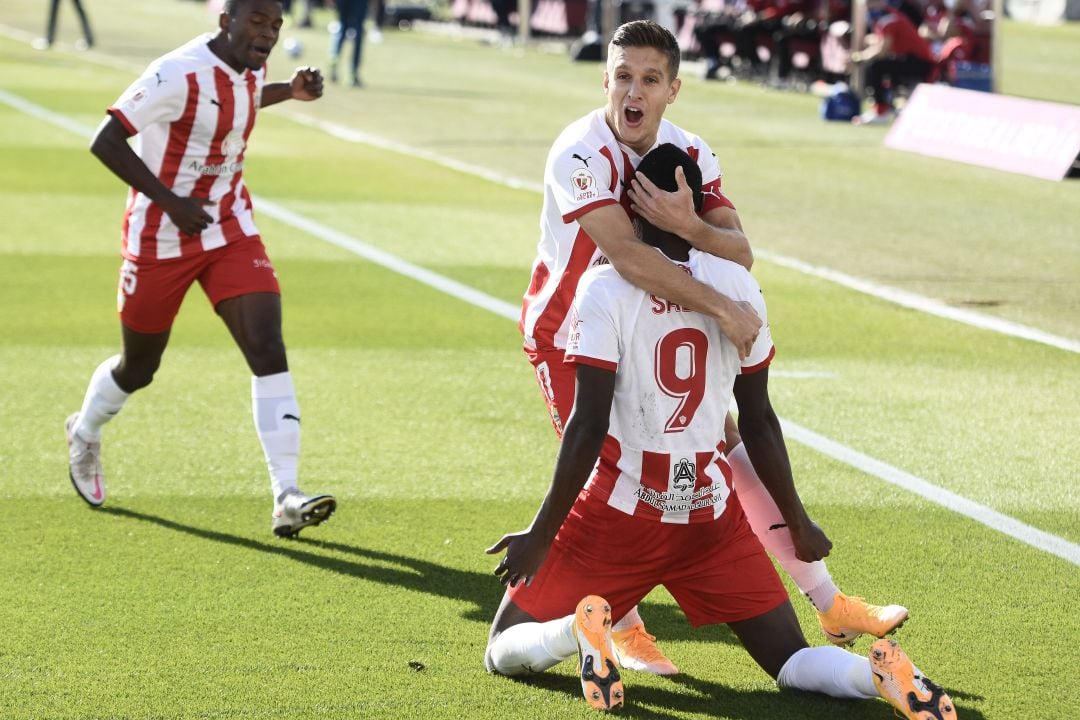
64, 0, 335, 538
518, 19, 906, 674
487, 145, 956, 720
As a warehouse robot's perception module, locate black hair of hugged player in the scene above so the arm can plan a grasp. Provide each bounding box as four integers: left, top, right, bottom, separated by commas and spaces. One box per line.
633, 144, 703, 259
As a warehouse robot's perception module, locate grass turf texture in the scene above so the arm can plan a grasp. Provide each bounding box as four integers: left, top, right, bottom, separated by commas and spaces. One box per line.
1, 3, 1078, 718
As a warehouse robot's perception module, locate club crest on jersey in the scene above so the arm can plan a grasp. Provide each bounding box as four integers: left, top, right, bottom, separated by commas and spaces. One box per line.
123, 86, 150, 113
672, 457, 696, 491
570, 168, 598, 202
567, 307, 582, 348
222, 130, 246, 164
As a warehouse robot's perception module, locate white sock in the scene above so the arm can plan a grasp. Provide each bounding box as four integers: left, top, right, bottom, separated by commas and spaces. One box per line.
611, 605, 643, 632
73, 355, 130, 442
485, 616, 577, 675
777, 646, 879, 699
252, 372, 300, 500
805, 577, 842, 614
728, 442, 834, 603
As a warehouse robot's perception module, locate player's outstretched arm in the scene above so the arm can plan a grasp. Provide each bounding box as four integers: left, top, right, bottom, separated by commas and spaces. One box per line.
732, 368, 832, 563
260, 67, 324, 107
89, 115, 212, 235
578, 204, 762, 359
487, 365, 616, 588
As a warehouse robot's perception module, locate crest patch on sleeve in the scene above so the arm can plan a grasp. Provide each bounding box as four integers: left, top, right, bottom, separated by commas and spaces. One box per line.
570, 168, 598, 203
123, 86, 150, 113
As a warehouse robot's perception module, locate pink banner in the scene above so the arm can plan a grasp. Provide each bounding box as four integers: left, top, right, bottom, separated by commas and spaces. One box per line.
885, 84, 1080, 181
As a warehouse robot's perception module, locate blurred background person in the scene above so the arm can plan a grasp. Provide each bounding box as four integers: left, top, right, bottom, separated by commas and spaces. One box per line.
850, 0, 933, 124
33, 0, 95, 50
330, 0, 369, 86
283, 0, 315, 27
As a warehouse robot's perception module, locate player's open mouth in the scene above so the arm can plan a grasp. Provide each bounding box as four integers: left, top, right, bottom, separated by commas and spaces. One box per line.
250, 45, 272, 60
624, 107, 644, 126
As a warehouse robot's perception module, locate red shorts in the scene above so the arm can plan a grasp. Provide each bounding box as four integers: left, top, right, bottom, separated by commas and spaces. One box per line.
117, 237, 281, 334
525, 346, 576, 438
508, 492, 789, 627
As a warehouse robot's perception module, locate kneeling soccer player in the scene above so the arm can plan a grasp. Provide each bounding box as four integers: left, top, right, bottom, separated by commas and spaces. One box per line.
483, 144, 956, 719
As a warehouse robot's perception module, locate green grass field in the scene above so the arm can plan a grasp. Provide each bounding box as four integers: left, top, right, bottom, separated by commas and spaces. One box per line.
1, 2, 1078, 718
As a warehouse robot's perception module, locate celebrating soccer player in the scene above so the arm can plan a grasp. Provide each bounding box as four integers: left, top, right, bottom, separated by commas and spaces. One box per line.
487, 144, 956, 720
65, 0, 336, 538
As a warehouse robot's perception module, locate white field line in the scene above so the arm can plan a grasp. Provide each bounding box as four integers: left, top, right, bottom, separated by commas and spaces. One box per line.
754, 250, 1080, 354
3, 87, 1077, 567
780, 417, 1080, 567
255, 199, 521, 321
282, 113, 546, 195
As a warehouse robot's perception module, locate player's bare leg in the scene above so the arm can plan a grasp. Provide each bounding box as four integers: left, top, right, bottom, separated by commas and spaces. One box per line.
217, 293, 335, 537
725, 414, 908, 644
66, 326, 169, 506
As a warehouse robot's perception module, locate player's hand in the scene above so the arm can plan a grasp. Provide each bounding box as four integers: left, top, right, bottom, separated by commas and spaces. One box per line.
628, 166, 696, 238
486, 529, 551, 588
789, 519, 832, 563
290, 67, 324, 101
161, 194, 214, 235
714, 298, 763, 360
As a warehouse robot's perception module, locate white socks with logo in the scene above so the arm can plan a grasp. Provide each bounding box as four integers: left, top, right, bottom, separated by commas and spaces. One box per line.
73, 355, 130, 442
777, 646, 879, 699
485, 616, 577, 675
727, 442, 839, 612
252, 371, 301, 500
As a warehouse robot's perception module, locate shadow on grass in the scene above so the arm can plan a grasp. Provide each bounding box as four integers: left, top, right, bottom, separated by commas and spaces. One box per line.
99, 507, 984, 719
97, 506, 734, 643
98, 505, 503, 623
510, 670, 987, 720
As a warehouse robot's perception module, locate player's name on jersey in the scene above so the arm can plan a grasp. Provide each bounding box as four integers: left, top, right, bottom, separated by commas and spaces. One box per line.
649, 295, 691, 315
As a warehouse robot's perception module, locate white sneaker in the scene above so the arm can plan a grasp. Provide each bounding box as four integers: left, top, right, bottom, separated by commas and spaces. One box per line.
65, 413, 105, 506
272, 489, 336, 538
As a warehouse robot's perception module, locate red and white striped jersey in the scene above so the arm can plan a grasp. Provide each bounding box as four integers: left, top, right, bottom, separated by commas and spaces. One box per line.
107, 34, 266, 261
565, 250, 775, 524
520, 108, 735, 353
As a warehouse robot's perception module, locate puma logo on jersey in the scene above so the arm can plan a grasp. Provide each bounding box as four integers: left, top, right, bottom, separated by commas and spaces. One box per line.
572, 153, 591, 167
210, 97, 222, 108
283, 413, 300, 423
155, 72, 166, 87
